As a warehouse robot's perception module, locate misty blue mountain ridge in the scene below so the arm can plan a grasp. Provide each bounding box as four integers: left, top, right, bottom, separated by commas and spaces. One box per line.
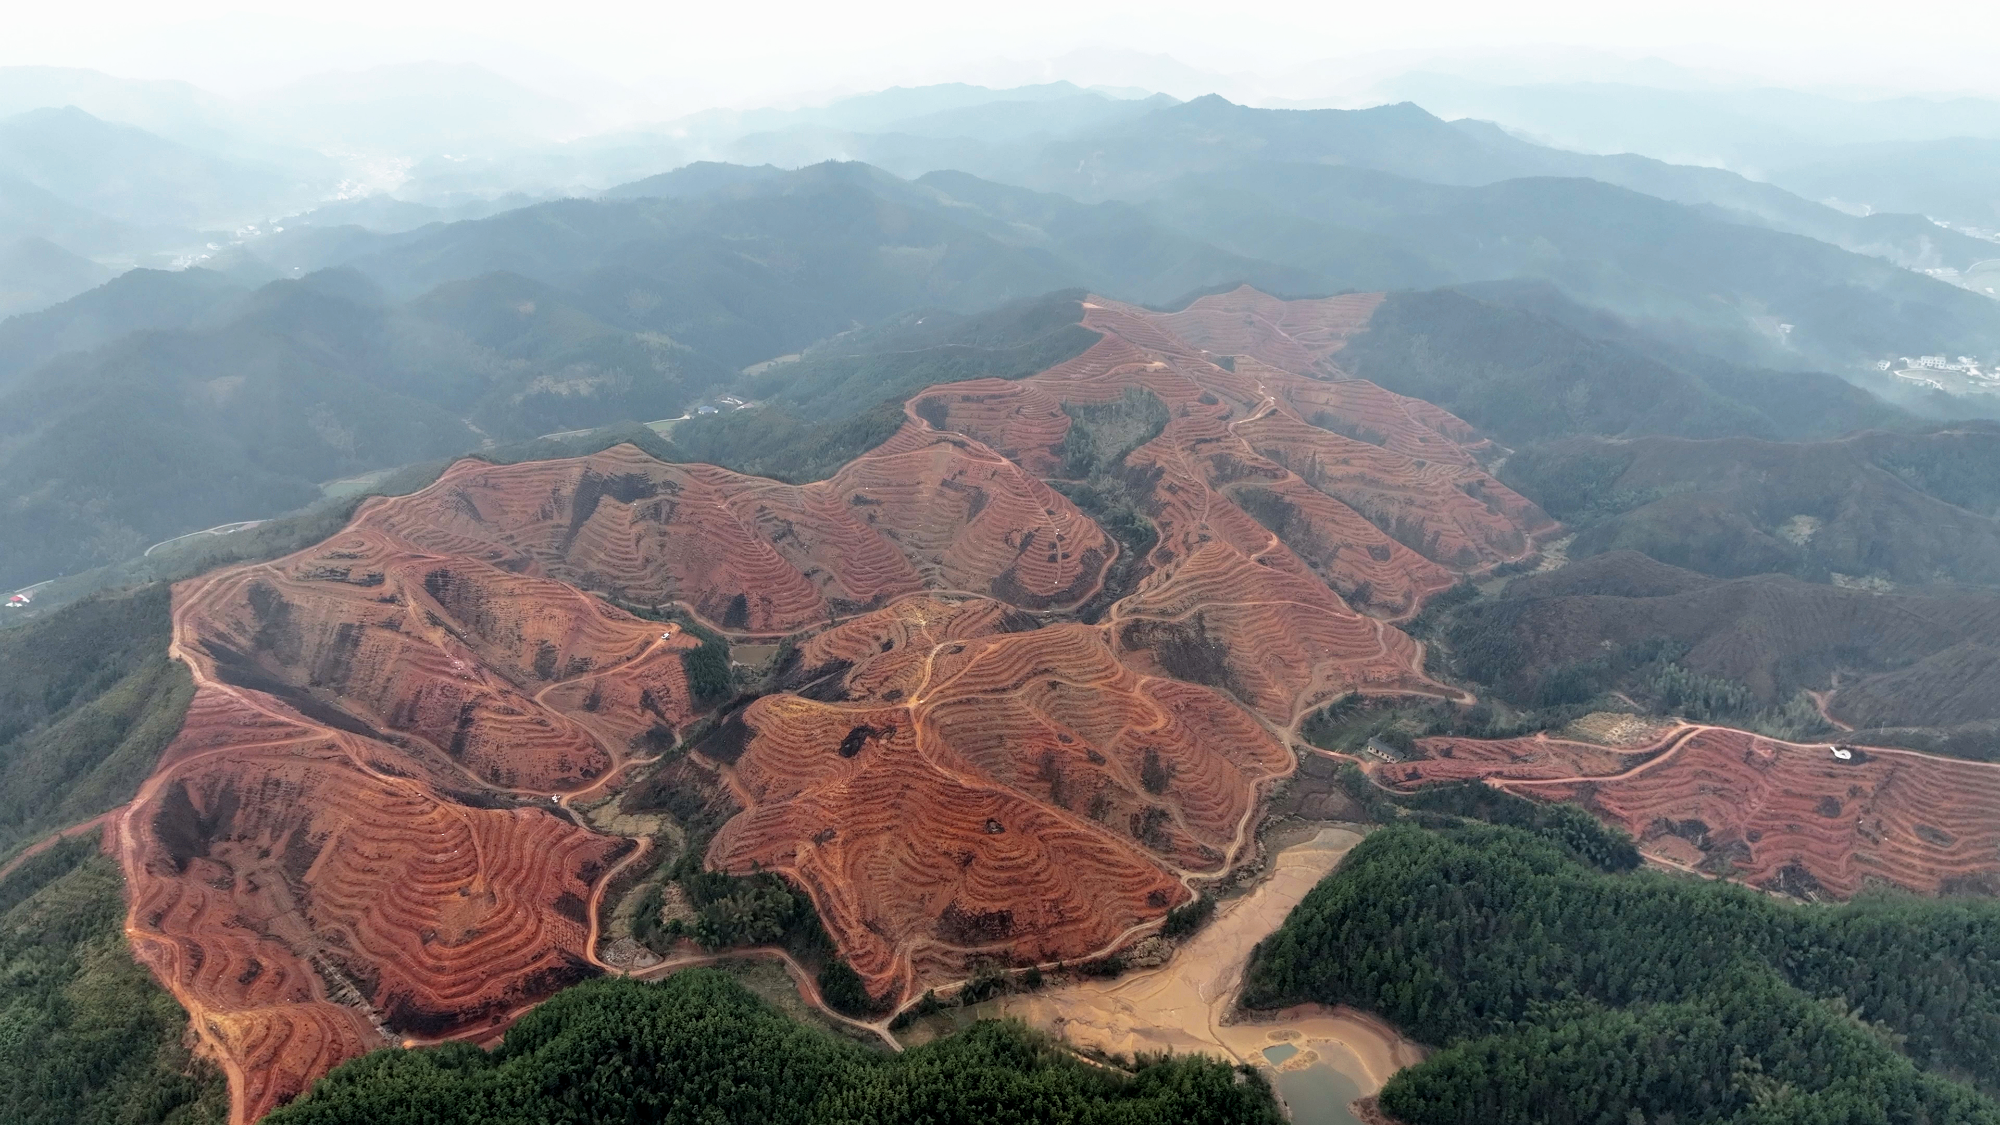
2, 60, 1998, 601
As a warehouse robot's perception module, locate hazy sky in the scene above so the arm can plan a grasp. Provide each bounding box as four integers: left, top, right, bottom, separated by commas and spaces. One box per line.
6, 0, 2000, 111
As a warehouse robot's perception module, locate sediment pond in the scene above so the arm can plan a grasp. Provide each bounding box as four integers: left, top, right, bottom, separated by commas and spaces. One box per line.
977, 824, 1425, 1121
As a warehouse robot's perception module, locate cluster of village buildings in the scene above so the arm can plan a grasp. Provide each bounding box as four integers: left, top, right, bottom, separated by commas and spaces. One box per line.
1879, 354, 1996, 393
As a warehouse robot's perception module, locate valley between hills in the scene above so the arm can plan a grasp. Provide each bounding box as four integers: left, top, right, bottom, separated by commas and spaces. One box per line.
74, 286, 2000, 1123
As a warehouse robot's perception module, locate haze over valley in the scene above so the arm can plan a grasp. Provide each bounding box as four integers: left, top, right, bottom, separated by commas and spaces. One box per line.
7, 9, 2000, 1125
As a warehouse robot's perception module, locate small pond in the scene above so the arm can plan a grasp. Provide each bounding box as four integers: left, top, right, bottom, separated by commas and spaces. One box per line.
1270, 1057, 1366, 1125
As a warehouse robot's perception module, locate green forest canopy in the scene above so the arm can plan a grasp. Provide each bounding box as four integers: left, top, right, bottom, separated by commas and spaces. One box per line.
0, 583, 189, 858
1246, 822, 2000, 1125
0, 836, 227, 1125
265, 969, 1282, 1125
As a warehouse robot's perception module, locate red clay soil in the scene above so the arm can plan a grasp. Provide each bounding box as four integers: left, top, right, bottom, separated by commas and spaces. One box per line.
110, 429, 1126, 1120
113, 285, 1556, 1118
1391, 726, 2000, 899
1384, 729, 1683, 789
177, 526, 702, 790
358, 426, 1113, 633
708, 594, 1294, 1000
114, 527, 684, 1123
1156, 286, 1384, 377
910, 294, 1550, 724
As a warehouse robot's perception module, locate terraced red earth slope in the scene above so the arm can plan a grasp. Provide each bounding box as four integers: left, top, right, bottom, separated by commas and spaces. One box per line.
114, 286, 1555, 1120
688, 290, 1555, 999
1386, 727, 2000, 898
915, 291, 1549, 724
709, 594, 1294, 999
117, 528, 685, 1122
362, 425, 1114, 632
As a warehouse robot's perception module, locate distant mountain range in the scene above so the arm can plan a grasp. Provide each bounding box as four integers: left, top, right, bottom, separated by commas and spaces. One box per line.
0, 235, 111, 319
238, 141, 2000, 375
0, 66, 1992, 327
2, 69, 1999, 592
1370, 72, 2000, 232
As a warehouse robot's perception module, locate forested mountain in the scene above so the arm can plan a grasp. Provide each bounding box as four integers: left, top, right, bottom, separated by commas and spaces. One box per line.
342, 167, 1095, 355
1019, 96, 1997, 269
905, 169, 1327, 300
0, 167, 191, 260
0, 584, 184, 855
1764, 136, 2000, 237
1366, 73, 2000, 232
227, 153, 2000, 377
1139, 161, 2000, 371
1338, 287, 1908, 442
0, 102, 334, 286
0, 265, 245, 387
0, 278, 464, 584
0, 838, 227, 1125
404, 270, 733, 433
0, 267, 722, 585
325, 162, 1309, 351
1440, 550, 2000, 743
664, 288, 1101, 483
0, 66, 235, 150
1500, 426, 2000, 583
1381, 402, 2000, 757
0, 235, 108, 320
264, 971, 1281, 1125
1247, 822, 2000, 1125
0, 106, 319, 229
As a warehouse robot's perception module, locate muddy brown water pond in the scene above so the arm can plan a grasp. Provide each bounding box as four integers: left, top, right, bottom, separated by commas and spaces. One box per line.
729, 642, 782, 666
955, 824, 1424, 1122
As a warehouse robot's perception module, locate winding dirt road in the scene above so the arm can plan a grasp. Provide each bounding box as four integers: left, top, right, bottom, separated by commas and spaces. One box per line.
0, 811, 116, 882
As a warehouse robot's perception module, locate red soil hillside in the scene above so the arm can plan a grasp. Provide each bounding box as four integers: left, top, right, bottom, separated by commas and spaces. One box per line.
1110, 542, 1444, 722
1384, 729, 1678, 789
115, 527, 682, 1122
707, 593, 1293, 1000
1389, 726, 2000, 898
115, 284, 1552, 1118
909, 294, 1550, 724
179, 526, 700, 790
359, 432, 1112, 632
1157, 286, 1383, 377
119, 690, 632, 1123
